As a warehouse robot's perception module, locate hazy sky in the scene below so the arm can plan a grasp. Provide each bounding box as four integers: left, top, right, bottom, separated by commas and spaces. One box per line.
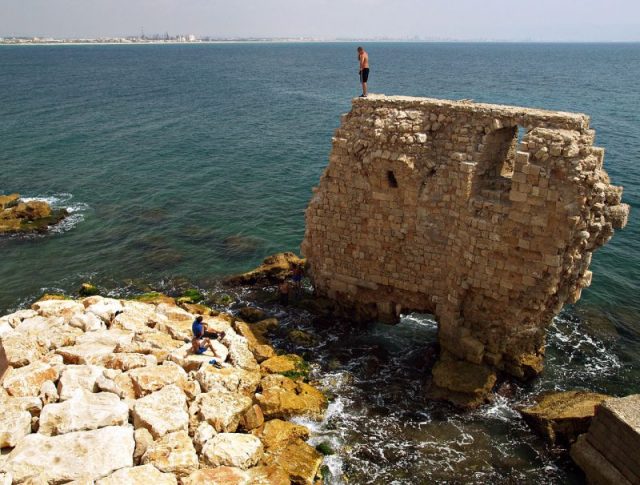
1, 0, 639, 41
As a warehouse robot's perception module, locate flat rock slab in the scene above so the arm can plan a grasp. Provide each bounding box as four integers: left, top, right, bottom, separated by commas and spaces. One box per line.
1, 425, 134, 483
132, 385, 189, 438
202, 432, 264, 470
181, 466, 248, 485
56, 342, 116, 365
128, 362, 189, 397
95, 464, 177, 485
195, 366, 260, 395
57, 365, 104, 401
39, 391, 129, 436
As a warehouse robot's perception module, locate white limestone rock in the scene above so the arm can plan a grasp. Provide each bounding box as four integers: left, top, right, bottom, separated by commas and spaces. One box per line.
95, 464, 178, 485
193, 422, 217, 453
56, 342, 116, 366
39, 380, 59, 405
127, 361, 189, 398
189, 390, 252, 433
0, 409, 32, 448
39, 390, 129, 436
103, 352, 156, 371
57, 365, 104, 401
84, 297, 124, 323
202, 433, 264, 470
0, 309, 37, 328
0, 332, 48, 368
0, 473, 12, 485
31, 299, 84, 321
195, 365, 260, 396
1, 425, 134, 483
69, 311, 105, 332
3, 361, 59, 398
223, 332, 259, 371
133, 428, 154, 463
141, 430, 198, 477
132, 385, 189, 439
75, 329, 133, 348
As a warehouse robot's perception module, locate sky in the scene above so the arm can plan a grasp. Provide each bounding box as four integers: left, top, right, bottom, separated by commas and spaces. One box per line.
1, 0, 639, 41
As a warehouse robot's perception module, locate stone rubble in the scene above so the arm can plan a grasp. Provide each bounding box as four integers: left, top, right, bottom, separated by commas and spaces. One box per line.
302, 94, 630, 407
0, 295, 327, 484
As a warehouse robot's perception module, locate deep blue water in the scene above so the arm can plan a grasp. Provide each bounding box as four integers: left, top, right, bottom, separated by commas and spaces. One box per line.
1, 42, 639, 483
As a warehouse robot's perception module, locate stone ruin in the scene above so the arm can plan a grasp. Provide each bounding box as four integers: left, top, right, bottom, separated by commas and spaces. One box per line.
302, 95, 630, 405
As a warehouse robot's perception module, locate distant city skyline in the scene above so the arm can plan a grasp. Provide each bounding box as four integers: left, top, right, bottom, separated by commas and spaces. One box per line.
1, 0, 639, 42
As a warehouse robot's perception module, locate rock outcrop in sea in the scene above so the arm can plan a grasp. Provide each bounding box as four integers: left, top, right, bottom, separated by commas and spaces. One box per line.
0, 193, 68, 235
0, 294, 327, 484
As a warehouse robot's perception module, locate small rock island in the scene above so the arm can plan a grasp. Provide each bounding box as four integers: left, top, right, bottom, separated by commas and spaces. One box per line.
0, 193, 68, 235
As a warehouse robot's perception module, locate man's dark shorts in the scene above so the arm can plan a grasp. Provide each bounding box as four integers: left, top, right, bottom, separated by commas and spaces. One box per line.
360, 68, 370, 83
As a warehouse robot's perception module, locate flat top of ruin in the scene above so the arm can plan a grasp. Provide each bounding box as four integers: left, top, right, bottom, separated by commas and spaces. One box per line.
354, 94, 590, 131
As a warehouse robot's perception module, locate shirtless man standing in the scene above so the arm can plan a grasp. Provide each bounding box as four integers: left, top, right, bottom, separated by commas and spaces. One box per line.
357, 46, 370, 97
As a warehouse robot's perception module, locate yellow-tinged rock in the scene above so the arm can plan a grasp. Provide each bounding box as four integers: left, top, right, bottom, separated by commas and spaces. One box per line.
260, 354, 304, 374
95, 464, 178, 485
246, 465, 291, 485
3, 361, 59, 397
132, 385, 189, 439
127, 361, 189, 398
240, 404, 265, 431
202, 432, 264, 469
256, 376, 327, 420
0, 409, 32, 448
0, 332, 48, 368
0, 193, 19, 210
252, 419, 310, 452
519, 390, 610, 445
181, 466, 248, 485
233, 321, 276, 362
225, 252, 305, 285
190, 390, 253, 433
141, 430, 198, 477
195, 365, 261, 395
429, 359, 497, 409
273, 439, 323, 485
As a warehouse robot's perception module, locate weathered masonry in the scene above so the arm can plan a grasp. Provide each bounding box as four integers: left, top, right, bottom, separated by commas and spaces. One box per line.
302, 95, 629, 399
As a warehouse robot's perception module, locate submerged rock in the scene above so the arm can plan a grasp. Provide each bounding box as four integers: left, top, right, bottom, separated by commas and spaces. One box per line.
427, 358, 497, 409
519, 390, 610, 446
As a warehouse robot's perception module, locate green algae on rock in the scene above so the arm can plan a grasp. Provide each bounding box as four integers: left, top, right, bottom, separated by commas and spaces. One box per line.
0, 194, 68, 235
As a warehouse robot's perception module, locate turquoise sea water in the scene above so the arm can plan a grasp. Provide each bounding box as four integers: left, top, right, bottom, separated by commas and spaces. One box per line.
1, 43, 639, 483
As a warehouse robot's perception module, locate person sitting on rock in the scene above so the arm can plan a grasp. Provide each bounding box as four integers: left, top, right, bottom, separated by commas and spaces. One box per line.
191, 315, 224, 367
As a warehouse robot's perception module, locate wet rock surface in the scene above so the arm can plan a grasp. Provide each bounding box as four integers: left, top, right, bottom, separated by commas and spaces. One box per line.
0, 194, 68, 235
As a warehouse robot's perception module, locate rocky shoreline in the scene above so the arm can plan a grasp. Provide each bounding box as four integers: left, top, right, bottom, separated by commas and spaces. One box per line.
0, 194, 68, 235
0, 284, 329, 484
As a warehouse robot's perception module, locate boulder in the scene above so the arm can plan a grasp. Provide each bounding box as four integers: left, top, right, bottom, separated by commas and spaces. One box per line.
169, 342, 228, 372
127, 362, 189, 398
69, 312, 106, 332
0, 332, 48, 368
156, 319, 194, 342
120, 332, 184, 362
133, 428, 154, 463
246, 465, 291, 485
154, 303, 193, 322
0, 409, 32, 448
56, 342, 116, 366
233, 321, 276, 362
0, 193, 19, 210
57, 365, 104, 400
15, 318, 82, 351
260, 354, 304, 375
223, 331, 259, 371
0, 309, 38, 328
190, 390, 253, 433
84, 297, 124, 323
193, 422, 217, 452
132, 385, 189, 438
78, 283, 100, 297
256, 375, 327, 420
103, 352, 156, 371
238, 307, 267, 323
195, 365, 261, 395
181, 466, 248, 485
39, 380, 59, 405
225, 252, 304, 285
39, 390, 129, 436
240, 404, 265, 431
95, 464, 178, 485
31, 299, 84, 321
1, 396, 43, 417
1, 426, 134, 483
253, 419, 310, 452
75, 329, 133, 348
273, 439, 323, 485
287, 330, 315, 347
141, 430, 198, 477
519, 390, 611, 445
3, 361, 59, 398
202, 433, 264, 469
428, 359, 497, 409
111, 307, 160, 335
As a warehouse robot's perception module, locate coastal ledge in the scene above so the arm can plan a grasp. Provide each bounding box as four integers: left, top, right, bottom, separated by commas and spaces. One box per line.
302, 94, 630, 407
0, 294, 327, 484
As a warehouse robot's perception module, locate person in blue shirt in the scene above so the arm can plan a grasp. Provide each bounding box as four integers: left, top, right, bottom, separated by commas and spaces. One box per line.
191, 315, 224, 367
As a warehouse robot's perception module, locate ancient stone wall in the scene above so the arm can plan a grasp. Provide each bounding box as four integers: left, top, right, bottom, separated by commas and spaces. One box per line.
302, 95, 629, 385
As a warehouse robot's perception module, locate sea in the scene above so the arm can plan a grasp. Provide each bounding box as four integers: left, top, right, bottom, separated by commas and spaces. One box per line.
1, 42, 639, 483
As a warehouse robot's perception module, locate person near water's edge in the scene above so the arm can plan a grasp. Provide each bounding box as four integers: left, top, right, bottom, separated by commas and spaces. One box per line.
191, 315, 224, 367
358, 46, 370, 97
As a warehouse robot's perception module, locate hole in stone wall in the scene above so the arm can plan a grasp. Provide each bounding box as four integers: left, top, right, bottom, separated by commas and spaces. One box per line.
517, 125, 527, 147
475, 125, 521, 196
387, 170, 398, 188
